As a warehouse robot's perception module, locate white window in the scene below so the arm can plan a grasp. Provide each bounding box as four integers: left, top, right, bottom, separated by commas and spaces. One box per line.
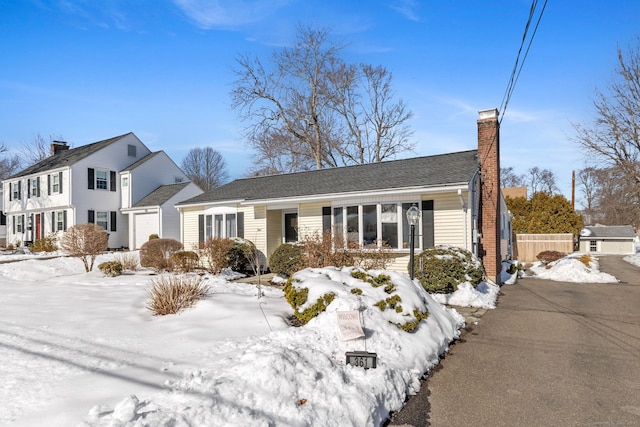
31, 178, 39, 197
122, 177, 129, 187
332, 201, 421, 250
96, 211, 108, 230
15, 215, 23, 233
175, 177, 183, 183
56, 211, 65, 231
52, 174, 60, 193
128, 144, 136, 157
96, 171, 108, 190
590, 240, 597, 252
12, 182, 20, 200
205, 213, 237, 239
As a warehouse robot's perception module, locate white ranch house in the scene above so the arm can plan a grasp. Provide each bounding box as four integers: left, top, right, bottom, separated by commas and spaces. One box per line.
177, 109, 511, 283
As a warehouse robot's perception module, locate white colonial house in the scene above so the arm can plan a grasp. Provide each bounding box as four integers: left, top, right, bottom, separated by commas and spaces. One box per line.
177, 109, 511, 283
2, 132, 201, 250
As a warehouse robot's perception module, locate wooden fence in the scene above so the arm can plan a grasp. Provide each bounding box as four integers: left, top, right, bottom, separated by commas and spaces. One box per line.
514, 233, 575, 262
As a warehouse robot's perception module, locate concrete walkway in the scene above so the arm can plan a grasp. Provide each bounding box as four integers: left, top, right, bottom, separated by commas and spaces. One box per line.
388, 255, 640, 427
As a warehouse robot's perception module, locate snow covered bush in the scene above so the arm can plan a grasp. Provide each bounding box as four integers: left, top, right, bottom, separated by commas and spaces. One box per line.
228, 239, 256, 273
146, 274, 210, 315
285, 267, 429, 332
412, 245, 484, 294
98, 260, 123, 277
140, 238, 183, 272
269, 243, 304, 276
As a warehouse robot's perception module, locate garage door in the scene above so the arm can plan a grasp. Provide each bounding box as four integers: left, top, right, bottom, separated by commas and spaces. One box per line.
134, 213, 159, 249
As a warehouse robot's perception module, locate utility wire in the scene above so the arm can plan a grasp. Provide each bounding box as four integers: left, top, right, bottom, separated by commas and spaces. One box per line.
499, 0, 549, 124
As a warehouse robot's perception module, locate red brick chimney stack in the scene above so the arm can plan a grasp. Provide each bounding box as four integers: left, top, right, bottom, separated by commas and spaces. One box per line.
477, 108, 501, 284
51, 140, 69, 156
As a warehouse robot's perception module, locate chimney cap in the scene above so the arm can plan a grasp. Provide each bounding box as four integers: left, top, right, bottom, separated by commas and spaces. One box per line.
478, 108, 499, 120
52, 140, 68, 145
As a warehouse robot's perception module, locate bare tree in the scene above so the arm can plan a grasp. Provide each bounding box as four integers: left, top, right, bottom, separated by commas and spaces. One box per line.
576, 167, 600, 217
0, 143, 22, 179
500, 167, 524, 188
572, 37, 640, 223
230, 25, 414, 174
21, 133, 63, 166
181, 147, 229, 192
524, 166, 558, 194
59, 223, 109, 272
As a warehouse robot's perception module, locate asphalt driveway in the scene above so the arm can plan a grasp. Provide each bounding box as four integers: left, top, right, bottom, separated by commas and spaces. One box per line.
388, 255, 640, 427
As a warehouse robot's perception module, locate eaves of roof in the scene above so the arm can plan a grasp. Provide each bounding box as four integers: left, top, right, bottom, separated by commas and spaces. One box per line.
131, 182, 191, 208
177, 150, 479, 206
7, 132, 134, 179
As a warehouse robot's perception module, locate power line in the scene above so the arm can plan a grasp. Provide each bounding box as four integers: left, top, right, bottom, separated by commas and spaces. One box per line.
499, 0, 549, 124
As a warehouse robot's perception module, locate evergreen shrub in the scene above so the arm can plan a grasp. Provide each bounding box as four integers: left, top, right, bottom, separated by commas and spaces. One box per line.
412, 245, 484, 294
269, 243, 304, 277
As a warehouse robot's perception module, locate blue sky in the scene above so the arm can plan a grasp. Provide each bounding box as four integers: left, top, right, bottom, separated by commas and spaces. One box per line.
1, 1, 639, 202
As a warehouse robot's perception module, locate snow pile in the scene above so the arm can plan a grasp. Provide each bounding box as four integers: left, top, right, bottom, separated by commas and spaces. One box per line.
623, 253, 640, 268
429, 280, 500, 309
527, 254, 618, 283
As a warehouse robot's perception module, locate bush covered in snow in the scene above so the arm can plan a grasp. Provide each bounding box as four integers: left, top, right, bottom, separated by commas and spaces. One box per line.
228, 239, 256, 273
285, 267, 429, 332
412, 245, 484, 294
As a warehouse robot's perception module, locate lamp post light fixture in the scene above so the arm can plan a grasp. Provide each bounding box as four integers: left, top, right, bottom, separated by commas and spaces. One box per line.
406, 203, 420, 280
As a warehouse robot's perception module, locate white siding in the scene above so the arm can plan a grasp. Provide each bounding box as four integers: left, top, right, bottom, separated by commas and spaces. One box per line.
298, 202, 324, 239
433, 193, 467, 249
181, 206, 204, 251
160, 183, 203, 243
128, 152, 189, 206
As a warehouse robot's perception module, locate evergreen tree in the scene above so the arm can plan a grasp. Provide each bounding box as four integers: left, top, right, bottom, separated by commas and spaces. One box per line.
507, 192, 584, 236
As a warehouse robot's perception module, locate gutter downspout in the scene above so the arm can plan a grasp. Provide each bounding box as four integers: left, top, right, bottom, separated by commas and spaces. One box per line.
469, 169, 480, 258
457, 188, 468, 250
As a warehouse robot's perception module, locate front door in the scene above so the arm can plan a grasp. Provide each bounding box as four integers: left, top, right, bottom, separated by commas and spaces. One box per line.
284, 212, 298, 243
35, 213, 41, 240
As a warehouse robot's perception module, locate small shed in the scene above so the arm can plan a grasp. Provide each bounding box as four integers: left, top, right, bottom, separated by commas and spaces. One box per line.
578, 225, 638, 255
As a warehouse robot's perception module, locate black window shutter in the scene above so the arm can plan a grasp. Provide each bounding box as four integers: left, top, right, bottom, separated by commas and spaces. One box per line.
421, 200, 435, 249
59, 171, 63, 194
37, 177, 41, 197
21, 215, 24, 231
27, 180, 31, 199
17, 181, 21, 200
12, 216, 15, 234
110, 211, 117, 231
88, 168, 95, 190
110, 171, 116, 192
63, 211, 67, 230
88, 210, 95, 224
51, 212, 56, 232
198, 214, 205, 248
9, 183, 12, 201
48, 175, 51, 195
322, 206, 331, 234
237, 212, 244, 238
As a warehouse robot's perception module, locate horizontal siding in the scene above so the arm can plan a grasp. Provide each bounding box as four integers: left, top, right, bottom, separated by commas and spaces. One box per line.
298, 202, 324, 240
432, 193, 466, 248
266, 209, 282, 262
181, 206, 203, 251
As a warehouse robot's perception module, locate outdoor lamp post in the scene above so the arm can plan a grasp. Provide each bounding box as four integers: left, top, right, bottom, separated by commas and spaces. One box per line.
406, 203, 420, 280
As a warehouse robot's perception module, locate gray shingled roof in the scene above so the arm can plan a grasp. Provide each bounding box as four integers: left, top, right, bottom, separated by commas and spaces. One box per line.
133, 182, 191, 208
9, 132, 133, 179
585, 225, 638, 238
178, 150, 478, 205
122, 151, 161, 172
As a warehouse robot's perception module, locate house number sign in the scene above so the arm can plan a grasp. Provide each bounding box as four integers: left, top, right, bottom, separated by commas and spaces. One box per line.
345, 351, 377, 369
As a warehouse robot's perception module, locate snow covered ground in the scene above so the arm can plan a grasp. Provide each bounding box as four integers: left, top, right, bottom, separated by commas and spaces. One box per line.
0, 250, 628, 426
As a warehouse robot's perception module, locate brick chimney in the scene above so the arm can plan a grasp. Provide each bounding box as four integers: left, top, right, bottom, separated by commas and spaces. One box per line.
477, 108, 501, 284
51, 140, 69, 156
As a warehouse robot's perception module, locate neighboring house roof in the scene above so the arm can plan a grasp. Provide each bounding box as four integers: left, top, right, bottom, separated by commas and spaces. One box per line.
502, 186, 527, 199
122, 151, 162, 172
132, 182, 191, 208
584, 225, 637, 239
179, 150, 479, 205
8, 132, 134, 179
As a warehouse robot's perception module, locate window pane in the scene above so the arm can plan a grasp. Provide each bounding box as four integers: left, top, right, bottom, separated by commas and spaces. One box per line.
346, 206, 359, 246
363, 205, 377, 248
214, 215, 223, 238
205, 215, 212, 240
284, 213, 298, 243
96, 171, 107, 190
381, 204, 398, 248
96, 211, 108, 230
226, 214, 236, 238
